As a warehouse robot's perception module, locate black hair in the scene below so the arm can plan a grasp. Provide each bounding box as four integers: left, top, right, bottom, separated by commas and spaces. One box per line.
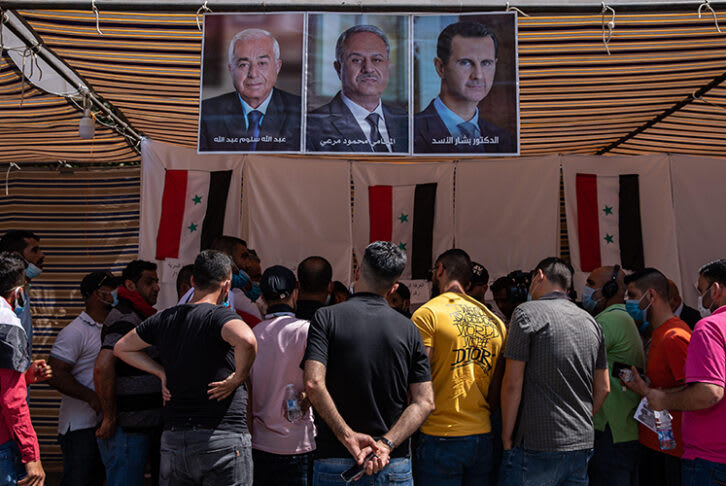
297, 256, 333, 294
394, 281, 410, 300
332, 281, 350, 299
0, 252, 26, 298
0, 230, 39, 254
437, 21, 498, 65
122, 260, 158, 285
360, 241, 406, 292
534, 257, 573, 292
176, 264, 194, 296
491, 276, 513, 298
436, 249, 472, 287
624, 267, 669, 299
193, 250, 233, 292
699, 259, 726, 287
210, 235, 247, 255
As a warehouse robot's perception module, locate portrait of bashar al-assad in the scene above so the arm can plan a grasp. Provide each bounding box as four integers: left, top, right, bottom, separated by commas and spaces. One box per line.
306, 24, 408, 154
414, 20, 517, 155
199, 28, 301, 152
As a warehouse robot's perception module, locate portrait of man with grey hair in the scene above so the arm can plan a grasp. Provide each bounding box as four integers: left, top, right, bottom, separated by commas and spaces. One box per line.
199, 27, 302, 152
306, 24, 409, 153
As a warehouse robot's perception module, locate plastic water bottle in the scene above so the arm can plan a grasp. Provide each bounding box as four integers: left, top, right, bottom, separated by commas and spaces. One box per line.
284, 384, 303, 423
654, 410, 676, 450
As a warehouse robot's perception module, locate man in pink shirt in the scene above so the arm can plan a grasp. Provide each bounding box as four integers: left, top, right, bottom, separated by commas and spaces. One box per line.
633, 259, 726, 486
249, 265, 315, 486
0, 252, 45, 486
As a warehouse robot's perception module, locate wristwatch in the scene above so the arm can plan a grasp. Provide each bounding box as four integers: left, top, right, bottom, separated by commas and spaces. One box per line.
380, 437, 395, 451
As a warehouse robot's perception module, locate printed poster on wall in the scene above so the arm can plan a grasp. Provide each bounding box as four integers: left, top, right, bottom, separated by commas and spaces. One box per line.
196, 12, 519, 156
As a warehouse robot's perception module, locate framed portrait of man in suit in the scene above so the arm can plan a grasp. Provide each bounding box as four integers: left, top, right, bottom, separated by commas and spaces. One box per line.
198, 13, 304, 153
305, 13, 410, 155
413, 13, 519, 156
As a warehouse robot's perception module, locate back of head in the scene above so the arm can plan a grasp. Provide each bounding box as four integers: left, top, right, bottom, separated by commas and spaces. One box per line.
699, 259, 726, 287
534, 257, 573, 292
491, 276, 513, 297
624, 267, 669, 300
0, 230, 38, 254
261, 265, 297, 303
437, 21, 498, 64
297, 256, 332, 294
0, 252, 26, 298
436, 249, 472, 287
395, 281, 410, 300
122, 259, 158, 285
210, 235, 246, 256
360, 241, 406, 294
193, 250, 233, 292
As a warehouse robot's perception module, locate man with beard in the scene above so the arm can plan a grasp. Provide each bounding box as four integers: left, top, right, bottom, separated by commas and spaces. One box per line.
306, 24, 408, 153
411, 249, 506, 485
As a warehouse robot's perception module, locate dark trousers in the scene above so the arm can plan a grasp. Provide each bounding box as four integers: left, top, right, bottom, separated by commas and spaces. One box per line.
639, 445, 682, 486
59, 427, 105, 486
589, 425, 639, 486
682, 458, 726, 486
252, 449, 313, 486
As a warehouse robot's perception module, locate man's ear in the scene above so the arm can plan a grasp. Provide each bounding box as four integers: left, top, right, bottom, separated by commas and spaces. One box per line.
434, 57, 446, 79
334, 61, 342, 79
328, 281, 334, 294
124, 279, 136, 293
276, 59, 282, 74
386, 283, 400, 299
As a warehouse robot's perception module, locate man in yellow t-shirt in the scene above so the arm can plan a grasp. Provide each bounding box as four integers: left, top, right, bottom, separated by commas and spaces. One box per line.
412, 249, 506, 486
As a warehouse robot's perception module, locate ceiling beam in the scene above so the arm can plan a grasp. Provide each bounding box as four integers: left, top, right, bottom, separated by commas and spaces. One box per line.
597, 70, 726, 155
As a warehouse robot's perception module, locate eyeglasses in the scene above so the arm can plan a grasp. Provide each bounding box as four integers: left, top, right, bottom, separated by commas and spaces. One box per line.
95, 271, 116, 291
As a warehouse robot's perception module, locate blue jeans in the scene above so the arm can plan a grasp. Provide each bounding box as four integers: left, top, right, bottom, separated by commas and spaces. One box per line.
59, 427, 105, 486
313, 457, 412, 486
588, 425, 639, 486
0, 441, 25, 486
253, 449, 312, 486
414, 432, 494, 486
498, 446, 593, 486
97, 426, 153, 486
159, 428, 252, 486
682, 458, 726, 486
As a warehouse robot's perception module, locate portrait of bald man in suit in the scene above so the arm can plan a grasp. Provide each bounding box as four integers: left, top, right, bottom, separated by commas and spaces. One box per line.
199, 28, 301, 152
306, 24, 408, 153
414, 21, 515, 154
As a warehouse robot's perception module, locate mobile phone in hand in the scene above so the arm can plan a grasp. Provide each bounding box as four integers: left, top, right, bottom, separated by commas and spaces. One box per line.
340, 451, 377, 483
612, 361, 645, 382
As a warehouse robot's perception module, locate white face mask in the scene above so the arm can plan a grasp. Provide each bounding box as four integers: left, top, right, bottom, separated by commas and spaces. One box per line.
697, 283, 713, 318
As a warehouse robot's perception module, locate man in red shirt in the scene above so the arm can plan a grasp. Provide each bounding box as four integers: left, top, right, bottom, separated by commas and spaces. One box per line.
624, 268, 691, 486
0, 252, 45, 486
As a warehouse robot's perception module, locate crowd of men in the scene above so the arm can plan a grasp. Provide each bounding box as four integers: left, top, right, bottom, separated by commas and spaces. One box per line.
0, 228, 724, 486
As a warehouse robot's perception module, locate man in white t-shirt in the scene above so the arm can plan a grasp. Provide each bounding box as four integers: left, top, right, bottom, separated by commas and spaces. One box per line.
249, 265, 315, 486
49, 271, 118, 486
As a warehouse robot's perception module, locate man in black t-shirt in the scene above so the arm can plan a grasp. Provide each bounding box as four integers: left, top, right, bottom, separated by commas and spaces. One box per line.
114, 250, 257, 486
303, 241, 434, 486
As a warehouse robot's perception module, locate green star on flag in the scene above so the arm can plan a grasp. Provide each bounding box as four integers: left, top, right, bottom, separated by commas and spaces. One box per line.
398, 213, 409, 223
192, 194, 202, 205
188, 223, 198, 233
604, 233, 614, 244
603, 205, 613, 215
398, 242, 407, 251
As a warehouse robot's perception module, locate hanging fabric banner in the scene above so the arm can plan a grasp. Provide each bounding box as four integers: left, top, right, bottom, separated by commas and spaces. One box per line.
139, 139, 244, 310
563, 154, 680, 296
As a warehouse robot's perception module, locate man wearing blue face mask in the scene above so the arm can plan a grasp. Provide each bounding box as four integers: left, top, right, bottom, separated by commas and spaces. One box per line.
583, 265, 645, 486
49, 270, 118, 486
0, 230, 47, 368
623, 269, 691, 486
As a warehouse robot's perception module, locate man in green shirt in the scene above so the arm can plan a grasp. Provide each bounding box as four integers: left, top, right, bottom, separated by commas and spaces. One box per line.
582, 265, 645, 486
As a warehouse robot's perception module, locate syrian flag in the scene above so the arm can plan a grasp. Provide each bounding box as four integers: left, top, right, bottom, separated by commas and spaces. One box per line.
576, 173, 644, 272
368, 183, 436, 279
155, 169, 232, 260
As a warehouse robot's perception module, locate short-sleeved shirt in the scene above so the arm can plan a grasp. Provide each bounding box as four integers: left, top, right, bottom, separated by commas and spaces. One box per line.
505, 292, 608, 451
136, 303, 248, 432
303, 293, 431, 459
101, 299, 162, 430
250, 306, 315, 454
593, 304, 645, 444
682, 306, 726, 464
50, 311, 103, 433
640, 317, 691, 457
411, 292, 506, 436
